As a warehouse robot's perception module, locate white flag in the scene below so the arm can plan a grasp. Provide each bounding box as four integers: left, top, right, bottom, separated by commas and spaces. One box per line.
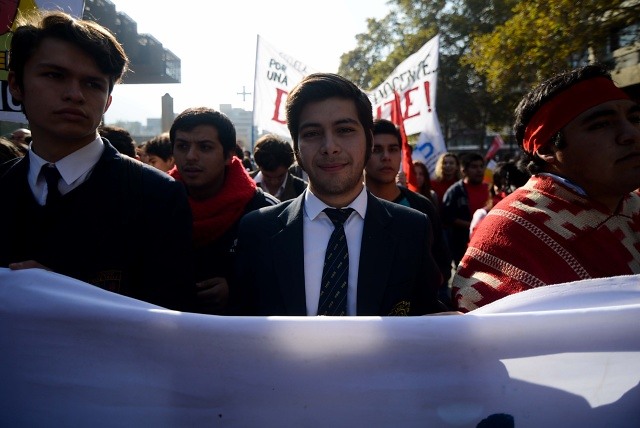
1, 0, 85, 122
368, 35, 446, 176
252, 35, 317, 144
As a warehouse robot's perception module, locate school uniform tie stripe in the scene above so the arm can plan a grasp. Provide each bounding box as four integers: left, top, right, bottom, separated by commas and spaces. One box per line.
318, 208, 354, 316
42, 164, 62, 205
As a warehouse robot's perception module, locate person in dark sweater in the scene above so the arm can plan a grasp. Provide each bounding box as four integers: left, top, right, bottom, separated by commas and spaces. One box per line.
1, 11, 195, 311
169, 107, 278, 315
365, 119, 453, 307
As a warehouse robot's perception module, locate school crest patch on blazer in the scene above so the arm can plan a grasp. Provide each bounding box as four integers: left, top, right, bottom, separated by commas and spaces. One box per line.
388, 300, 410, 316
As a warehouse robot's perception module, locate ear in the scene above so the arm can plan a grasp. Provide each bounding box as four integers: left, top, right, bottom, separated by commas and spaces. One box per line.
103, 94, 113, 113
224, 151, 233, 166
535, 144, 557, 165
7, 71, 23, 103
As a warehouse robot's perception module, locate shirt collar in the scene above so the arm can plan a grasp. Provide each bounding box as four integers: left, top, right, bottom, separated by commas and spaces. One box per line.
304, 186, 368, 221
29, 136, 104, 185
537, 172, 588, 196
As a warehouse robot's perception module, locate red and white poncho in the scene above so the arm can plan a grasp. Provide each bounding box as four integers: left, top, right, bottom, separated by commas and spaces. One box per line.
453, 174, 640, 312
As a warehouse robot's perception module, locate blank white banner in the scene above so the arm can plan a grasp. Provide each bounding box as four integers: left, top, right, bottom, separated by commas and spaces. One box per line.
1, 268, 638, 427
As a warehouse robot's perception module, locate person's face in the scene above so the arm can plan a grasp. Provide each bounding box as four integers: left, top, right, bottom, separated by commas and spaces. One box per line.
550, 99, 640, 208
463, 160, 485, 185
442, 155, 458, 178
8, 38, 112, 158
260, 165, 288, 193
366, 133, 401, 186
147, 154, 175, 173
173, 124, 231, 200
414, 165, 425, 187
296, 97, 368, 207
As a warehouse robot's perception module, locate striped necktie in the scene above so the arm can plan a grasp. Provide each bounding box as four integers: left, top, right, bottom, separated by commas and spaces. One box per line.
318, 208, 354, 316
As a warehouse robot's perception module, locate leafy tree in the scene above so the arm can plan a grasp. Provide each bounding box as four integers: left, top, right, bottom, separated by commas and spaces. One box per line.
338, 0, 517, 147
464, 0, 640, 99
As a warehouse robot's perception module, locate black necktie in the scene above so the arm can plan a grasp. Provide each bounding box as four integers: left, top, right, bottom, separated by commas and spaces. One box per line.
42, 164, 62, 205
318, 208, 354, 316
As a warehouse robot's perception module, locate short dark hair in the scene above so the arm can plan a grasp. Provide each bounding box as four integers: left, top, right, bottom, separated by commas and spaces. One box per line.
98, 125, 136, 158
9, 10, 128, 94
144, 132, 173, 161
372, 119, 401, 143
253, 134, 295, 171
460, 152, 484, 170
169, 107, 237, 158
285, 73, 373, 166
513, 64, 612, 174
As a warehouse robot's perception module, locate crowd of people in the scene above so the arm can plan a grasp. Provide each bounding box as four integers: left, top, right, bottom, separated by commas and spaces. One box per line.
1, 11, 639, 316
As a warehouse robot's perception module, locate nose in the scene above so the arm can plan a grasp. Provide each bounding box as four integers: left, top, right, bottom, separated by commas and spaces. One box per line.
320, 133, 341, 155
62, 80, 85, 103
185, 144, 199, 160
619, 115, 640, 146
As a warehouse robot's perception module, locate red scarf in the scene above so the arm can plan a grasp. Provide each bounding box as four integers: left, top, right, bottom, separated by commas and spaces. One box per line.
169, 157, 256, 247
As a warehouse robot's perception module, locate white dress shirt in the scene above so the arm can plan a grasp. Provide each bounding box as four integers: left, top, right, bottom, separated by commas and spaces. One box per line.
302, 186, 368, 316
28, 137, 105, 206
253, 170, 289, 200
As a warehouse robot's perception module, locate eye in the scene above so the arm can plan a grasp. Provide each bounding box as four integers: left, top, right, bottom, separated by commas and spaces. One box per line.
372, 146, 383, 154
337, 126, 356, 135
86, 80, 106, 91
300, 129, 320, 139
43, 71, 63, 79
587, 120, 610, 131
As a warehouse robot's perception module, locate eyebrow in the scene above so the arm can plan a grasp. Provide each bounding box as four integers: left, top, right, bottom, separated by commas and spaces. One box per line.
299, 117, 360, 130
579, 108, 617, 125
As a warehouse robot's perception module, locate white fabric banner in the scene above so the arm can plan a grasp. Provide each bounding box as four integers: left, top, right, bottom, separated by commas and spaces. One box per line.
252, 35, 317, 143
368, 35, 446, 176
0, 0, 85, 122
1, 268, 639, 427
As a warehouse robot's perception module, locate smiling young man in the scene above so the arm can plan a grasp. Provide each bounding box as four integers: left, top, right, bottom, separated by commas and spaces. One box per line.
168, 107, 277, 314
236, 73, 444, 316
0, 11, 194, 311
452, 64, 640, 312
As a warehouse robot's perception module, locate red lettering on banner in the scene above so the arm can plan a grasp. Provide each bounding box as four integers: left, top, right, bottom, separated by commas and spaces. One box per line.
403, 87, 419, 119
272, 88, 288, 124
423, 81, 432, 112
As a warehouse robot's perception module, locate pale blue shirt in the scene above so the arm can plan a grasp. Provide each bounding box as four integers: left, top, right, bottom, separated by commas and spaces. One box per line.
302, 186, 368, 316
28, 137, 105, 206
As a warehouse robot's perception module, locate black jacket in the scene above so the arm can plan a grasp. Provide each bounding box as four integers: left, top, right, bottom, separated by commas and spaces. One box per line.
0, 141, 195, 311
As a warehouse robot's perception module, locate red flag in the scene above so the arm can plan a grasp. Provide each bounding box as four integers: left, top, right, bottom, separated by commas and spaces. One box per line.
484, 134, 505, 161
392, 92, 419, 192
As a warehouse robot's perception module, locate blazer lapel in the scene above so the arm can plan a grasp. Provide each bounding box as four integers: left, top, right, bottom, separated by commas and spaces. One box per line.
356, 193, 397, 315
271, 195, 307, 315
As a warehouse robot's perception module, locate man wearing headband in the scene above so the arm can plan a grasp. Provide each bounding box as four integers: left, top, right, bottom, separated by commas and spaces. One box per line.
452, 64, 640, 312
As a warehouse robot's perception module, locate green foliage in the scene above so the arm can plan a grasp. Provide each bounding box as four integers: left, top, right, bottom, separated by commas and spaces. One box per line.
463, 0, 640, 98
337, 0, 639, 141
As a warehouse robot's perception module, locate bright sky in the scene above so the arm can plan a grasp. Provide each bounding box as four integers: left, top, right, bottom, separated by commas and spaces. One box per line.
104, 0, 391, 124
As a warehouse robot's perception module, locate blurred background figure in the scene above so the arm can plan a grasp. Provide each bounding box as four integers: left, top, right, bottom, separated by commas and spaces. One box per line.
251, 133, 307, 201
431, 152, 461, 206
0, 136, 25, 163
98, 125, 138, 159
8, 128, 31, 156
143, 132, 174, 173
413, 160, 438, 207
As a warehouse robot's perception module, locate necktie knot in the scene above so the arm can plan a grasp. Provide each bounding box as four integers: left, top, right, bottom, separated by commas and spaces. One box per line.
324, 208, 353, 227
42, 164, 62, 205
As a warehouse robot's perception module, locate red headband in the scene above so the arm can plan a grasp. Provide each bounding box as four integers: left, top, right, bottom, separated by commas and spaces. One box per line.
523, 77, 630, 154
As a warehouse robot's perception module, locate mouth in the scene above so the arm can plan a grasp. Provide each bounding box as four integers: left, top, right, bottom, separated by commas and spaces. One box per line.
617, 152, 640, 164
55, 108, 87, 120
181, 167, 203, 177
318, 162, 348, 173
